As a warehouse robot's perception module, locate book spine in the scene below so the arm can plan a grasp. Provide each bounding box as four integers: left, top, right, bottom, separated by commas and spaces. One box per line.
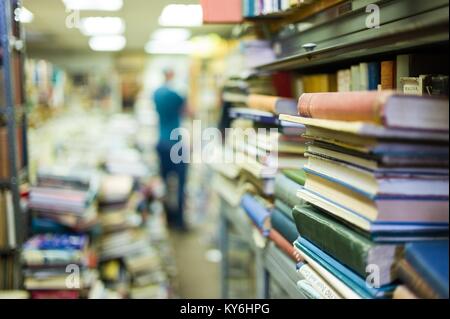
241, 194, 271, 235
247, 94, 279, 113
292, 206, 372, 277
381, 61, 396, 90
296, 279, 323, 299
351, 65, 360, 91
270, 209, 299, 243
359, 63, 369, 91
368, 62, 381, 90
297, 91, 394, 123
274, 174, 304, 208
298, 263, 342, 299
296, 247, 362, 299
269, 229, 301, 262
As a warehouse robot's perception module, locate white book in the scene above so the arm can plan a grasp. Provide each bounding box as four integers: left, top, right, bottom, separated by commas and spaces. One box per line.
298, 263, 342, 299
296, 248, 362, 299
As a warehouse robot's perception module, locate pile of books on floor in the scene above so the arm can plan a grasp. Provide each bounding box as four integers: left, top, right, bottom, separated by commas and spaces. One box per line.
29, 166, 100, 234
280, 91, 449, 299
98, 174, 172, 299
22, 234, 98, 299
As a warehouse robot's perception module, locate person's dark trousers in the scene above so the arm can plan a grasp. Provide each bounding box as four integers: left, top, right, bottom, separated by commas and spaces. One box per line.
156, 140, 188, 229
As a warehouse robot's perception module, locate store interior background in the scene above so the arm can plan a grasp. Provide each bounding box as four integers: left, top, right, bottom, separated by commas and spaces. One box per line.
21, 0, 240, 299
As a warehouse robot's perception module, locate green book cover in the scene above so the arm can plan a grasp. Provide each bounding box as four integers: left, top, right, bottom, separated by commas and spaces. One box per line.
282, 169, 306, 186
292, 205, 400, 279
274, 173, 304, 209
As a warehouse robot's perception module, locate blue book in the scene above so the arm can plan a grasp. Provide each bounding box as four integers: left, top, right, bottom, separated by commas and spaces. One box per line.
243, 0, 256, 17
270, 208, 299, 243
241, 194, 271, 236
368, 62, 381, 90
229, 107, 280, 125
405, 240, 449, 298
295, 237, 397, 298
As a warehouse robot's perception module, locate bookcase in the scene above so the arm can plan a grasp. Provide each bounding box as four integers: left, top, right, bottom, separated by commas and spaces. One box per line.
0, 0, 28, 290
213, 0, 449, 299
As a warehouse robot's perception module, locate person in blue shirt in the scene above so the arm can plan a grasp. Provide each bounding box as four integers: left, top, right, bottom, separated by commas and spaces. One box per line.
153, 68, 189, 231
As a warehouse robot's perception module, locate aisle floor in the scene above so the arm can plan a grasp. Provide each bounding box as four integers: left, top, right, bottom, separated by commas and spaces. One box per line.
170, 228, 221, 299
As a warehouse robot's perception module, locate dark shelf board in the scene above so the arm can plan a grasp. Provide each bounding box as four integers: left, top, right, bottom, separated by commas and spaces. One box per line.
256, 2, 449, 72
0, 247, 18, 255
0, 179, 10, 188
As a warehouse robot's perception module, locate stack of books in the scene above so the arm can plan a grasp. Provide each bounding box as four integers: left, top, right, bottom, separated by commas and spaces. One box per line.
98, 175, 170, 299
280, 91, 449, 299
22, 234, 97, 299
29, 167, 100, 233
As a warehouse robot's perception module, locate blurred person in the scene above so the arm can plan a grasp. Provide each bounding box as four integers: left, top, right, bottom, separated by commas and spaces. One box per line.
153, 68, 189, 231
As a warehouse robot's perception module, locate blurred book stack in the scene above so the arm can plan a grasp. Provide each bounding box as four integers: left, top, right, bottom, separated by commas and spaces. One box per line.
22, 234, 97, 299
278, 91, 449, 299
29, 166, 100, 234
98, 174, 172, 299
22, 166, 101, 299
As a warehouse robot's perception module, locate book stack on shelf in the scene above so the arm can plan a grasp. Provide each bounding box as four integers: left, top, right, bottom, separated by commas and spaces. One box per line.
23, 168, 101, 299
22, 234, 97, 299
243, 0, 312, 18
279, 91, 449, 299
1, 0, 30, 291
29, 167, 100, 234
293, 55, 449, 97
25, 59, 68, 128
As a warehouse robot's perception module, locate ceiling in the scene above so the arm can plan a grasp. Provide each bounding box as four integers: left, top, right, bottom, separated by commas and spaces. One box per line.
23, 0, 234, 54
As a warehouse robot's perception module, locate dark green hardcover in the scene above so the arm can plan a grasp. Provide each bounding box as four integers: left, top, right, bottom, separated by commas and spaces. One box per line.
293, 205, 389, 277
271, 209, 299, 243
274, 173, 304, 209
282, 169, 306, 186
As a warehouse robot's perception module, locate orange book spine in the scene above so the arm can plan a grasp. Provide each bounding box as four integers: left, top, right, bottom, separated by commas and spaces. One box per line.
247, 94, 279, 113
381, 61, 396, 90
297, 91, 394, 123
269, 229, 302, 263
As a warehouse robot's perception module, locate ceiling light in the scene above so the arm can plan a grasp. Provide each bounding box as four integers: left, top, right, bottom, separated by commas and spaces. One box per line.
80, 17, 125, 36
151, 28, 191, 42
62, 0, 123, 11
15, 7, 34, 24
89, 35, 126, 52
145, 40, 194, 55
159, 4, 203, 27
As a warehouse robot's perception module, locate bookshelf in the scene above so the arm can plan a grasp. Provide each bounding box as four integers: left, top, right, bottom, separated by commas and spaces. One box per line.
0, 0, 28, 290
213, 0, 449, 300
256, 0, 449, 72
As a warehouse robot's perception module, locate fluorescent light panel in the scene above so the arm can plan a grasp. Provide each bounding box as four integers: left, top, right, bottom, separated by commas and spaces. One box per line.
159, 4, 203, 27
80, 17, 125, 36
89, 35, 126, 51
145, 41, 193, 55
151, 28, 191, 42
62, 0, 123, 11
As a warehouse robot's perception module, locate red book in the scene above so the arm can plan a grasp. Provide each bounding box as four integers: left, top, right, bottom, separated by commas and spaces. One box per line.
297, 91, 449, 131
201, 0, 243, 24
269, 229, 302, 263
